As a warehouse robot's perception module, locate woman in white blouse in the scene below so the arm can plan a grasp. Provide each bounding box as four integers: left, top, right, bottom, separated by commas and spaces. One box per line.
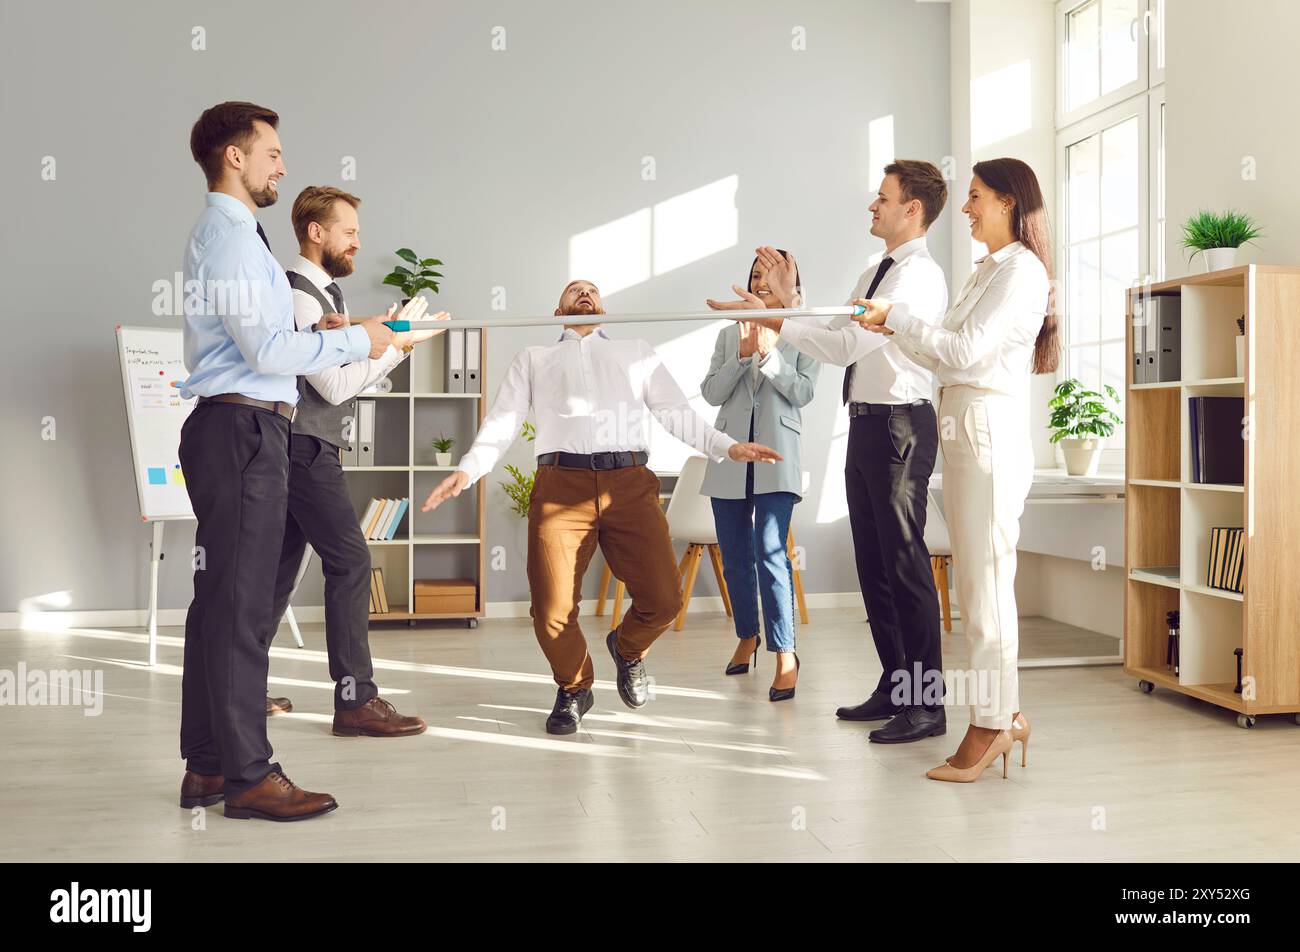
853, 158, 1058, 783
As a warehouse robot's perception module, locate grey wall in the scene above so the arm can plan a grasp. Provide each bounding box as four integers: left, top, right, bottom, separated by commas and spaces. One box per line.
0, 0, 949, 612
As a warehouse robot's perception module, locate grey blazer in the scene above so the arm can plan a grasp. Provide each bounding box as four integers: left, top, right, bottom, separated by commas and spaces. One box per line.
699, 323, 820, 499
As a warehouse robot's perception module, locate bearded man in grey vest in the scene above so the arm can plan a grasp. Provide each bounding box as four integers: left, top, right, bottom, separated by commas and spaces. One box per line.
269, 185, 447, 736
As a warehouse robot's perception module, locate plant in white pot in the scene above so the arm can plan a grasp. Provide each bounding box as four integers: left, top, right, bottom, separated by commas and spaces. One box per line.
1049, 379, 1122, 476
432, 434, 454, 467
1180, 210, 1261, 273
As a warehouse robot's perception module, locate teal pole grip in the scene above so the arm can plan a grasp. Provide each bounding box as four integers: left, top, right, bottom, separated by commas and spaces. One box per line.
852, 304, 866, 316
384, 320, 410, 331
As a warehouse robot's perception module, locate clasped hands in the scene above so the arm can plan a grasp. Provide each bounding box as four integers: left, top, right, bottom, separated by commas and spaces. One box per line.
317, 296, 453, 358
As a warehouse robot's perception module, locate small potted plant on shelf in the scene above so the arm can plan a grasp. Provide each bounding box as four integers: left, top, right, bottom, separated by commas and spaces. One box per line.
1180, 210, 1261, 273
1048, 378, 1123, 476
382, 248, 443, 303
432, 434, 454, 467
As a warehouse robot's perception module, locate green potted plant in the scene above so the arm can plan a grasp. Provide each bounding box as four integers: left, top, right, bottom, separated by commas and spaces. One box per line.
1180, 210, 1261, 273
500, 422, 537, 518
1048, 379, 1122, 476
432, 434, 454, 467
382, 248, 443, 303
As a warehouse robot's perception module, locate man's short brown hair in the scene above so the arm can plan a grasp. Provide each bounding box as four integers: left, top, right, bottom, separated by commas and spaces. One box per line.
291, 186, 361, 244
884, 159, 949, 229
189, 101, 279, 187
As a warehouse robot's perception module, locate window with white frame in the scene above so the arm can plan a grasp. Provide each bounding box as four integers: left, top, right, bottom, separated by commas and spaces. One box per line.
1056, 0, 1165, 457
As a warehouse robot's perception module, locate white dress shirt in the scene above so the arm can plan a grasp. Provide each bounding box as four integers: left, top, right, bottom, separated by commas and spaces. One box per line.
457, 326, 737, 487
778, 236, 947, 404
289, 255, 405, 405
885, 241, 1049, 397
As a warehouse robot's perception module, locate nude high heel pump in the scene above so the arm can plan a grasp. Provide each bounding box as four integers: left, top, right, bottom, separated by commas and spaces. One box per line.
925, 730, 1013, 783
1010, 713, 1031, 767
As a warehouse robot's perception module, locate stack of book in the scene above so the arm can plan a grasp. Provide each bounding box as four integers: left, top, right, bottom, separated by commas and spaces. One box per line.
360, 497, 409, 541
369, 567, 389, 613
1188, 396, 1244, 484
1207, 526, 1245, 593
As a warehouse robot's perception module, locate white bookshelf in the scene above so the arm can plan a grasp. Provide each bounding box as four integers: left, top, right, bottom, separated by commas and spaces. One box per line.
342, 329, 487, 626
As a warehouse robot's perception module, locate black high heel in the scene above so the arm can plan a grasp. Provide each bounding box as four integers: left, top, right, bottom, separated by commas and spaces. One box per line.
768, 653, 800, 702
724, 635, 761, 676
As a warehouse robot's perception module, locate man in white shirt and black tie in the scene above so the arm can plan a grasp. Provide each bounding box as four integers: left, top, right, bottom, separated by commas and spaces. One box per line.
721, 160, 951, 744
421, 280, 781, 735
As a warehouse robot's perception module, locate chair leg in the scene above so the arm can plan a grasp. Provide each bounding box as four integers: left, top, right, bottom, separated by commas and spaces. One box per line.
937, 556, 952, 632
675, 544, 703, 631
597, 562, 612, 617
707, 544, 732, 617
788, 527, 809, 625
612, 579, 626, 629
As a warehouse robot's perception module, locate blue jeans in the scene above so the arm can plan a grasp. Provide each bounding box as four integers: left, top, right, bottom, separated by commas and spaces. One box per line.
710, 463, 798, 653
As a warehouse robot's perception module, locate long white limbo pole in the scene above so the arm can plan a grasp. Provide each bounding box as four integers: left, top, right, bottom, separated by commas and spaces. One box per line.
386, 305, 864, 330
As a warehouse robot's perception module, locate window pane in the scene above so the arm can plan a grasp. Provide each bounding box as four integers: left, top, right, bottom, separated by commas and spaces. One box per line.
1101, 0, 1140, 94
1072, 343, 1104, 393
1101, 341, 1127, 446
1101, 229, 1139, 340
1101, 116, 1140, 233
1067, 1, 1100, 110
1067, 132, 1100, 242
1068, 241, 1101, 346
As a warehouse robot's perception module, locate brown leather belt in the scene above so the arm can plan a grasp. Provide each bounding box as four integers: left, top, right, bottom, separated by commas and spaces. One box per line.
197, 393, 297, 422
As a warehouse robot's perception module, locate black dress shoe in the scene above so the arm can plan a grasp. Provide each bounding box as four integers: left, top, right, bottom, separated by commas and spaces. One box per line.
606, 631, 649, 708
545, 688, 594, 735
836, 691, 901, 721
868, 705, 946, 744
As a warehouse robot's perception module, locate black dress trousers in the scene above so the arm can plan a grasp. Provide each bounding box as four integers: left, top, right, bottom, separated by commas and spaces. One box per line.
269, 433, 377, 711
844, 402, 943, 706
178, 402, 290, 793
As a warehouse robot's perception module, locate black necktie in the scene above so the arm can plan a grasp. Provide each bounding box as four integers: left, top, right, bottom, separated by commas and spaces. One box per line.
842, 256, 895, 405
255, 222, 271, 251
324, 282, 345, 316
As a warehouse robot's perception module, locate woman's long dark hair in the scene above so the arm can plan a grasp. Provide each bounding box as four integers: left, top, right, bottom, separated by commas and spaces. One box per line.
972, 158, 1059, 374
748, 249, 801, 300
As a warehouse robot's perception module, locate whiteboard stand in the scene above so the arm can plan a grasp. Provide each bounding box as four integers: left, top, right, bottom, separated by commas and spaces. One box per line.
280, 546, 313, 649
147, 520, 164, 668
144, 519, 307, 667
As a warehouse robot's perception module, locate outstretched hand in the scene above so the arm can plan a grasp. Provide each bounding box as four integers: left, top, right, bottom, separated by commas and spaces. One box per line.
728, 442, 783, 464
421, 470, 469, 511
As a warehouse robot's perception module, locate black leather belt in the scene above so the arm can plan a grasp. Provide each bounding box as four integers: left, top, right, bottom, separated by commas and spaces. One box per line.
197, 393, 297, 422
848, 398, 931, 418
536, 451, 648, 471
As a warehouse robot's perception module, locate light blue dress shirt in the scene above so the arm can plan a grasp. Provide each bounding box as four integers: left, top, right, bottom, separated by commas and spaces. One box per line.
179, 192, 370, 403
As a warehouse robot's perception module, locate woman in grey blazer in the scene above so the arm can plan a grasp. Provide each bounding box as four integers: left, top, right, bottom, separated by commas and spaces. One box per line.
700, 251, 820, 700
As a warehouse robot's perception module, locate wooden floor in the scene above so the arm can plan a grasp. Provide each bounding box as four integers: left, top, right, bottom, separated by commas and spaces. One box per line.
2, 608, 1299, 862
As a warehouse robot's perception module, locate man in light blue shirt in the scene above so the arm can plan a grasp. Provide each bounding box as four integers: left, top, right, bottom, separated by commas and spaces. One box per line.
176, 101, 393, 823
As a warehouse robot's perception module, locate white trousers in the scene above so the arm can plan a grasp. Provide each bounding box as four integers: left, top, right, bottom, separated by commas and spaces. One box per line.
938, 385, 1034, 729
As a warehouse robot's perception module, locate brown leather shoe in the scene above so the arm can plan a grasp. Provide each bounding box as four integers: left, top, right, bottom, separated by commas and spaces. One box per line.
332, 696, 428, 737
266, 694, 293, 715
179, 771, 225, 808
223, 771, 337, 821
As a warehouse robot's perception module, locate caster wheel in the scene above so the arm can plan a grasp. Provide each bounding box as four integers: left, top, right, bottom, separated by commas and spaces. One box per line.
467, 618, 478, 629
1138, 680, 1154, 694
1294, 713, 1300, 726
1236, 714, 1256, 729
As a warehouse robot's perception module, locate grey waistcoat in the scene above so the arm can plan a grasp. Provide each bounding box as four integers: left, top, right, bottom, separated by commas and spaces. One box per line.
286, 270, 353, 449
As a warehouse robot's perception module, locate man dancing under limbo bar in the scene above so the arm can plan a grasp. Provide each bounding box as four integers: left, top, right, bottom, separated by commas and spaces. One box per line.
421, 280, 782, 735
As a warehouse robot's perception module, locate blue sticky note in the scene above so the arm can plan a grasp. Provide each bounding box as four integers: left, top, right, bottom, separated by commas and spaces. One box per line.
147, 467, 167, 485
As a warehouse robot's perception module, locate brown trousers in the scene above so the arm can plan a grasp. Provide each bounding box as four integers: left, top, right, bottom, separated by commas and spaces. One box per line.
527, 463, 681, 692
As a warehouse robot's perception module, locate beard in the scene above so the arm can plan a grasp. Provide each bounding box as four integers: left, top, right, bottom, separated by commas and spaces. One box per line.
560, 300, 603, 318
242, 170, 278, 208
321, 246, 355, 278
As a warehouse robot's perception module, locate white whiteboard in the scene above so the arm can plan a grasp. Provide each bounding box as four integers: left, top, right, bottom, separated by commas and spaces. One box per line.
115, 325, 197, 521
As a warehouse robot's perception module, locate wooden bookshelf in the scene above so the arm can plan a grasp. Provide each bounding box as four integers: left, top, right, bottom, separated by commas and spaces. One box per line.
343, 329, 487, 627
1125, 265, 1300, 727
